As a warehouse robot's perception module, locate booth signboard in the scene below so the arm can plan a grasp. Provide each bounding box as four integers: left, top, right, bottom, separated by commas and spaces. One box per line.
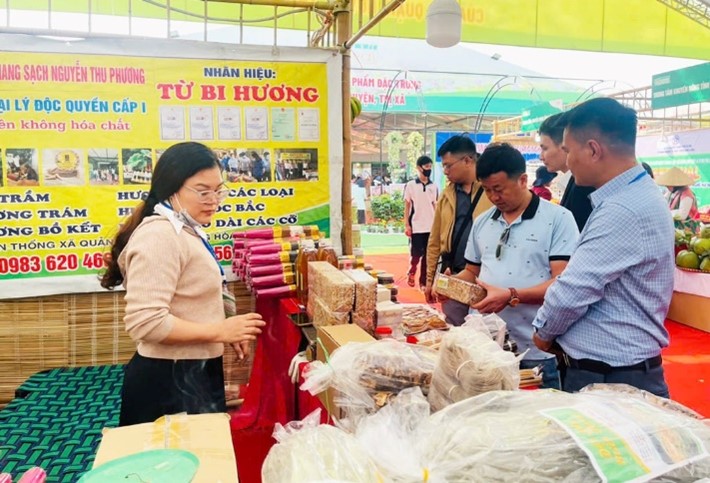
520, 101, 563, 132
637, 128, 710, 208
652, 62, 710, 110
0, 36, 342, 299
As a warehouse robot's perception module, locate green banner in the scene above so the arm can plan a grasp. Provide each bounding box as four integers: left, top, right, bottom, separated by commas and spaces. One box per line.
652, 62, 710, 109
521, 101, 563, 132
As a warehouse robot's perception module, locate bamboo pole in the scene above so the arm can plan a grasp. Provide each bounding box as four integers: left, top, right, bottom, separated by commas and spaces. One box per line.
344, 0, 403, 49
204, 0, 335, 10
335, 0, 353, 255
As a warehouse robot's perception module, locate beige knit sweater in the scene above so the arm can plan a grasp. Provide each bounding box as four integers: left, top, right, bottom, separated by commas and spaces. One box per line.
118, 215, 224, 360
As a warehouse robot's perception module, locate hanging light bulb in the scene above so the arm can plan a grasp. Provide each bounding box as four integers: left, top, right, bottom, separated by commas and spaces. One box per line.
426, 0, 462, 48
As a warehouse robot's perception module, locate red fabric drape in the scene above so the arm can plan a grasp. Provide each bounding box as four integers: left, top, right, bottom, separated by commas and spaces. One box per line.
229, 297, 327, 482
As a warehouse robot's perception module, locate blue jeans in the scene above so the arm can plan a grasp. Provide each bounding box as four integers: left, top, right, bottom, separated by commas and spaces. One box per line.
520, 358, 560, 390
563, 365, 669, 398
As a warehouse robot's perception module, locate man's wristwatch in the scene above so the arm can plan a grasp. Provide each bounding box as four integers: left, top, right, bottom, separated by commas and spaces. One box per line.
508, 288, 520, 307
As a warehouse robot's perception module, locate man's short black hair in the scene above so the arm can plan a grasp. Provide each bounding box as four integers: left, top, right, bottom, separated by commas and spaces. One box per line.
476, 143, 526, 180
564, 97, 637, 153
538, 112, 566, 145
416, 155, 433, 167
437, 135, 477, 158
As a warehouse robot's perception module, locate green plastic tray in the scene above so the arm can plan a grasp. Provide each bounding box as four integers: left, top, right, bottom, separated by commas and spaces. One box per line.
77, 449, 199, 483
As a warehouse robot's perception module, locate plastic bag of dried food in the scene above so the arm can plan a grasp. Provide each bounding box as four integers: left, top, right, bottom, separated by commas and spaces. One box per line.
354, 387, 433, 481
463, 312, 507, 346
409, 389, 710, 482
301, 340, 437, 418
262, 409, 381, 483
428, 327, 520, 412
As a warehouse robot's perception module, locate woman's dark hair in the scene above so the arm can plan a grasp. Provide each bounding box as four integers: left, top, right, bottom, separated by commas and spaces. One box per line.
100, 142, 220, 289
250, 151, 263, 161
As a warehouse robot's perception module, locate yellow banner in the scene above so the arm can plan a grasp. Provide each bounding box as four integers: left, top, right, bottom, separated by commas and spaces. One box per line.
0, 49, 334, 296
12, 1, 709, 60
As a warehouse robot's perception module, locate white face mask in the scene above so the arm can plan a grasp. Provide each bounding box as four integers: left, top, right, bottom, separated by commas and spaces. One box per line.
171, 195, 203, 228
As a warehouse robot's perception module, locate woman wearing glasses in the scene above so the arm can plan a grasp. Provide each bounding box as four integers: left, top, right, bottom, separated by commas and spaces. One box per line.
101, 142, 265, 426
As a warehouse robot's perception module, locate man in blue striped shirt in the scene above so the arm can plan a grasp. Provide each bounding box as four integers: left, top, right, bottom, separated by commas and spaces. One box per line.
532, 98, 674, 398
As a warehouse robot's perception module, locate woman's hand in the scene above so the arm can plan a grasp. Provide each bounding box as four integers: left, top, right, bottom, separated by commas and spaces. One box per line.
231, 340, 252, 360
221, 313, 265, 344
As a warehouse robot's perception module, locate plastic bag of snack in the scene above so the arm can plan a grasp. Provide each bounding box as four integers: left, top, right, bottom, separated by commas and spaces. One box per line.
300, 340, 437, 418
463, 312, 507, 346
262, 409, 380, 483
428, 327, 521, 411
359, 388, 710, 482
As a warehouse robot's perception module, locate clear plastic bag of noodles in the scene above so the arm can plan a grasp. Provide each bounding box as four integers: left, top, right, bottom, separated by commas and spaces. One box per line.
261, 409, 381, 483
463, 312, 507, 346
301, 340, 437, 426
410, 388, 710, 482
354, 387, 434, 482
428, 327, 521, 412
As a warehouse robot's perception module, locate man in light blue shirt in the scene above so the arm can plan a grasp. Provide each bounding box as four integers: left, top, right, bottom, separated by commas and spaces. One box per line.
532, 98, 674, 398
456, 143, 579, 389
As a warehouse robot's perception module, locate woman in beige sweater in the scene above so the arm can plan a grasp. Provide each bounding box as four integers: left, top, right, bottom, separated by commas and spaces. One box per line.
101, 142, 265, 426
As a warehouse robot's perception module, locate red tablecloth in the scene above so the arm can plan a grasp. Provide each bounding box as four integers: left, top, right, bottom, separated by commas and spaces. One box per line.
229, 297, 327, 483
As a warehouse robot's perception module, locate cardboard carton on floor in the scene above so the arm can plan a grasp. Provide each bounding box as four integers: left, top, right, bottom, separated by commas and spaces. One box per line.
315, 324, 375, 419
668, 291, 710, 333
92, 413, 238, 482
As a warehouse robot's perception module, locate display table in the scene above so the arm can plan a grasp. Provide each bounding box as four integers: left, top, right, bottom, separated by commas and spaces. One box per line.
668, 268, 710, 333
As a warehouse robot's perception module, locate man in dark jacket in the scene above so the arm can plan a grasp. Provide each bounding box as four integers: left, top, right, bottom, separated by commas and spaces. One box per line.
539, 113, 594, 231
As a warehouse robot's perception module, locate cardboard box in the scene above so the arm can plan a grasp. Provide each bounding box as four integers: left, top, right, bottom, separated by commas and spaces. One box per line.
91, 413, 238, 482
315, 324, 375, 418
668, 291, 710, 333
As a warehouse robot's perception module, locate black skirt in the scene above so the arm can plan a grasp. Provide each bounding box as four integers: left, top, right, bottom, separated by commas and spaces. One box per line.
119, 352, 227, 427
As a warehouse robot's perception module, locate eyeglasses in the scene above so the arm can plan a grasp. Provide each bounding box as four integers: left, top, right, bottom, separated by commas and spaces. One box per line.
184, 185, 230, 203
496, 226, 511, 260
442, 155, 469, 172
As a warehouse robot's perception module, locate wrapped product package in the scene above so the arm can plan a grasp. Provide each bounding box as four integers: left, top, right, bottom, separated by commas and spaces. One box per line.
428, 327, 521, 412
352, 314, 375, 336
261, 409, 380, 483
379, 387, 710, 482
400, 304, 448, 335
277, 385, 710, 482
463, 312, 508, 346
376, 301, 403, 330
433, 273, 487, 305
310, 293, 350, 327
343, 269, 377, 334
307, 262, 355, 314
301, 340, 437, 427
